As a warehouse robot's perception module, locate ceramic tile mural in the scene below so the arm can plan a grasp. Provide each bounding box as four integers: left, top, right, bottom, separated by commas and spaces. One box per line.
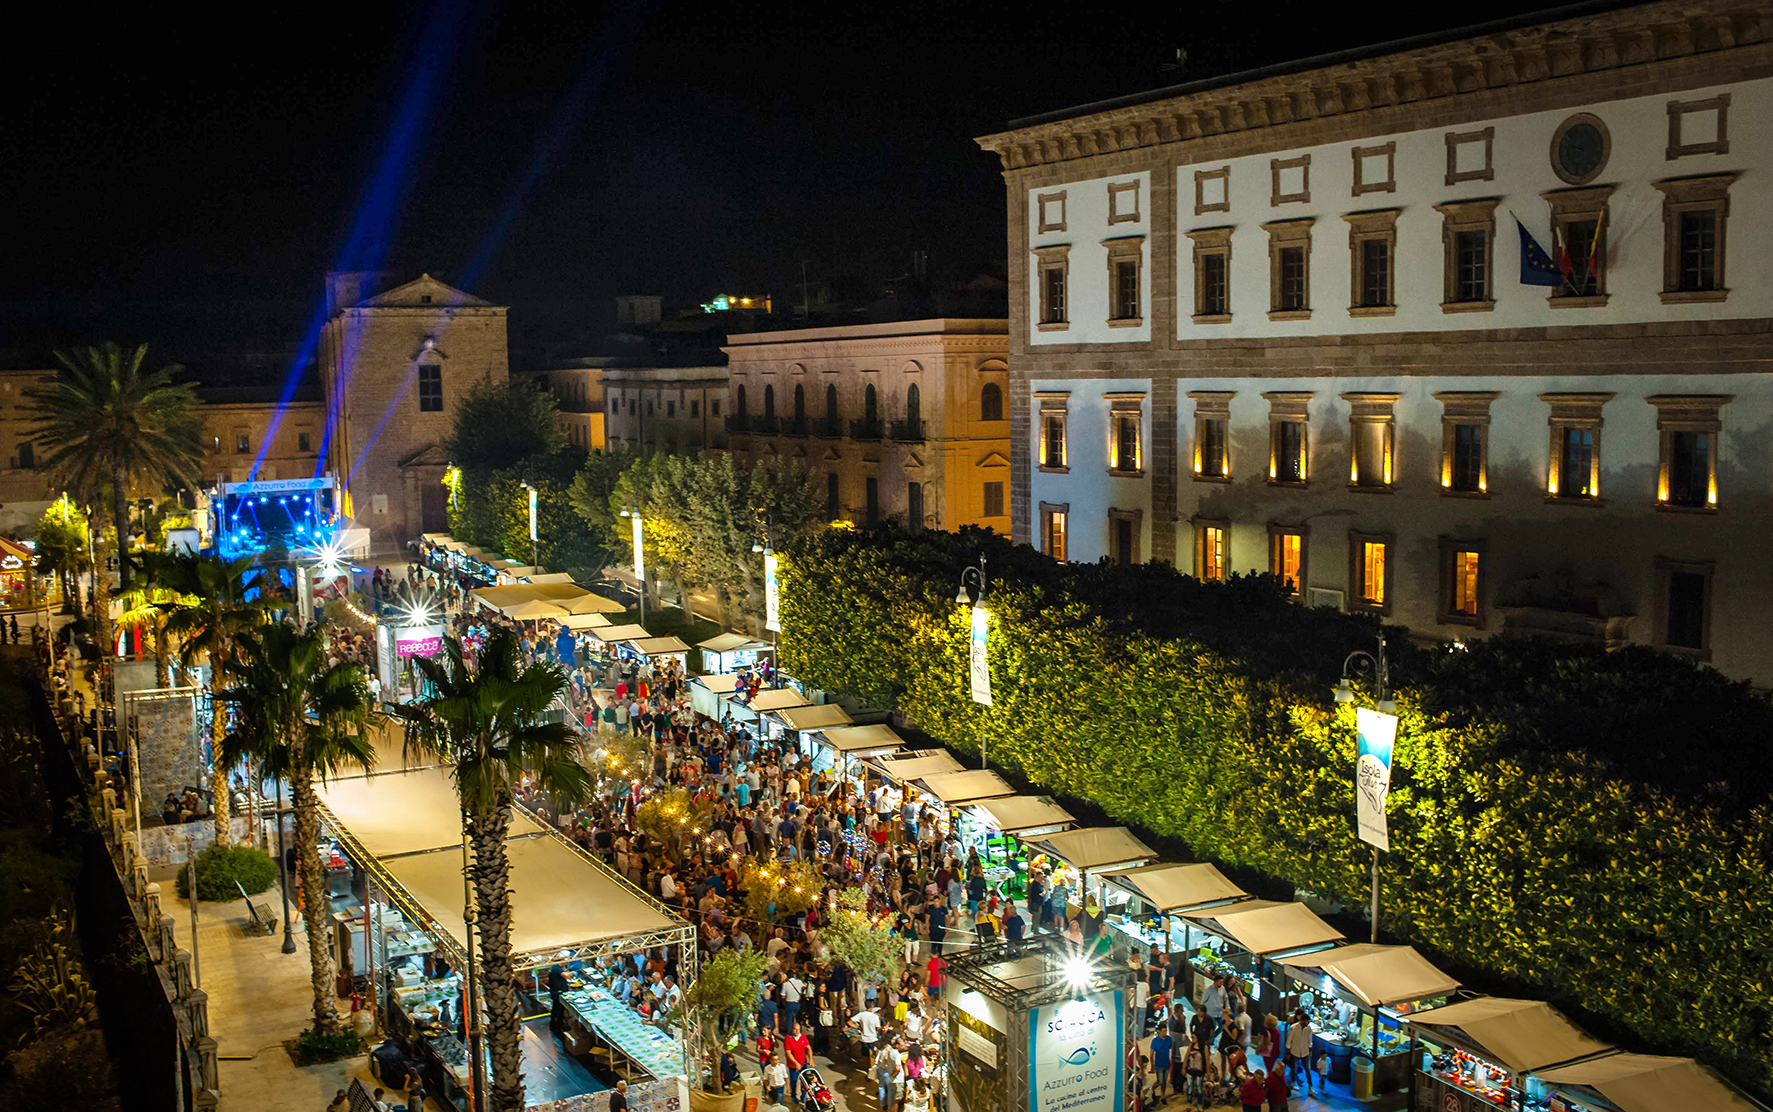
133, 694, 201, 811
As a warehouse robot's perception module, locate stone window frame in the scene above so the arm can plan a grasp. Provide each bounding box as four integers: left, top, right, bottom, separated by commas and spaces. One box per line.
1540, 392, 1614, 505
1107, 507, 1144, 566
1444, 126, 1496, 186
1542, 185, 1615, 308
1666, 93, 1730, 159
1263, 391, 1312, 487
1035, 391, 1070, 473
1435, 198, 1500, 313
1268, 523, 1308, 598
1036, 190, 1067, 233
1187, 390, 1234, 483
1264, 218, 1314, 321
1033, 244, 1071, 331
1438, 536, 1488, 629
1653, 556, 1715, 659
1103, 236, 1145, 327
1107, 180, 1142, 225
1270, 154, 1310, 206
1192, 517, 1230, 582
1351, 141, 1397, 197
1105, 391, 1146, 477
233, 428, 251, 455
982, 480, 1006, 519
1344, 209, 1400, 317
1654, 173, 1735, 304
1348, 529, 1395, 615
1186, 226, 1234, 324
1434, 391, 1500, 499
1342, 392, 1400, 492
1648, 394, 1730, 513
1039, 501, 1070, 561
1194, 166, 1231, 216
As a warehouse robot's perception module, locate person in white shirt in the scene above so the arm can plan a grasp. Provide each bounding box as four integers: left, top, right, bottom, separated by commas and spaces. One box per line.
763, 1055, 787, 1105
659, 871, 677, 905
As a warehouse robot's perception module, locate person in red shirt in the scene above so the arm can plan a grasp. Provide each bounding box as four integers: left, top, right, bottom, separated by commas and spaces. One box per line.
925, 952, 945, 999
784, 1021, 812, 1103
1240, 1070, 1267, 1112
1264, 1067, 1291, 1111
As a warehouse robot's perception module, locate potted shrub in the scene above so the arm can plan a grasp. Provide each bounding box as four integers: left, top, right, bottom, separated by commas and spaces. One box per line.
676, 948, 767, 1112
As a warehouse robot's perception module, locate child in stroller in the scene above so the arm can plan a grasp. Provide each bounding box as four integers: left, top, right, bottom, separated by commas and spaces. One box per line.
796, 1065, 837, 1111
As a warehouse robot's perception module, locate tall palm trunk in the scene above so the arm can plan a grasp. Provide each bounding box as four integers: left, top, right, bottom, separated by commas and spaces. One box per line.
93, 535, 112, 657
291, 768, 340, 1035
468, 800, 525, 1112
153, 619, 170, 688
210, 657, 233, 847
111, 466, 132, 594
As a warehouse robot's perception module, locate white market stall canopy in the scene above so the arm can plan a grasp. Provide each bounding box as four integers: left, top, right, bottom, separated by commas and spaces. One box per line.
694, 674, 743, 695
503, 599, 569, 621
1026, 826, 1157, 873
489, 558, 525, 571
916, 769, 1016, 806
632, 636, 691, 656
421, 533, 452, 543
1098, 861, 1248, 913
697, 633, 771, 655
472, 583, 626, 616
524, 572, 578, 584
1536, 1054, 1764, 1112
499, 565, 540, 578
1405, 997, 1614, 1074
965, 795, 1074, 837
558, 612, 612, 630
1279, 944, 1459, 1007
872, 751, 966, 783
317, 765, 545, 856
590, 624, 652, 643
815, 724, 906, 755
748, 688, 811, 713
1180, 899, 1344, 956
775, 703, 854, 731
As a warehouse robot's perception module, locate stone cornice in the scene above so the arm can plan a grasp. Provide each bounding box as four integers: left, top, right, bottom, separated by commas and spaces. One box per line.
975, 0, 1771, 171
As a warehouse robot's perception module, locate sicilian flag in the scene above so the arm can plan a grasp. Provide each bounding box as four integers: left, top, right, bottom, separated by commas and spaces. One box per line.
1516, 218, 1565, 287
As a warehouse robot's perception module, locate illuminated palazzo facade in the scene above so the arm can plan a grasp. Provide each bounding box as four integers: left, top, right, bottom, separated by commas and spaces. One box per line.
978, 0, 1773, 680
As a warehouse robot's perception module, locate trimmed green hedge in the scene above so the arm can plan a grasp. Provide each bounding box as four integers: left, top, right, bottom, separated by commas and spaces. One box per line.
175, 844, 278, 903
778, 525, 1773, 1097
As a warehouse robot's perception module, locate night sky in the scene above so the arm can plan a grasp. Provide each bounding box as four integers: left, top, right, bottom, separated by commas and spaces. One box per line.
2, 0, 1572, 372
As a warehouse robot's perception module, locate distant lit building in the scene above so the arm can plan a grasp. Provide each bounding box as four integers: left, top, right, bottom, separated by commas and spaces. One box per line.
603, 366, 729, 454
539, 366, 606, 451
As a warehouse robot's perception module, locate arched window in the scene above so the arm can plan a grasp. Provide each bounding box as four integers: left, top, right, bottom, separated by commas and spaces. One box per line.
826, 384, 839, 419
906, 383, 921, 424
736, 384, 748, 415
793, 384, 805, 420
865, 384, 878, 423
981, 382, 1003, 421
764, 384, 775, 419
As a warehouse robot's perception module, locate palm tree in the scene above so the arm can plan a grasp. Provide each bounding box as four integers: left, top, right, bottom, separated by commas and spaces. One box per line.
116, 582, 180, 688
392, 629, 590, 1112
218, 622, 376, 1036
155, 552, 274, 847
24, 342, 203, 595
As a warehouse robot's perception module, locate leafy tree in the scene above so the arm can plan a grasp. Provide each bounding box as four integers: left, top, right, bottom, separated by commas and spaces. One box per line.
392, 630, 590, 1112
218, 623, 377, 1036
444, 377, 563, 476
819, 889, 902, 1003
673, 947, 768, 1091
736, 856, 821, 927
634, 788, 712, 861
33, 504, 90, 618
23, 342, 203, 593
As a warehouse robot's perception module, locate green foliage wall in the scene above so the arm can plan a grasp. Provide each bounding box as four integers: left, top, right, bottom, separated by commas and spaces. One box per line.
777, 526, 1773, 1097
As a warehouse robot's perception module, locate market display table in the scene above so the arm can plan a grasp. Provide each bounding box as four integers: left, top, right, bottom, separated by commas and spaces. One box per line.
1413, 1068, 1513, 1111
1312, 1032, 1410, 1092
559, 985, 685, 1080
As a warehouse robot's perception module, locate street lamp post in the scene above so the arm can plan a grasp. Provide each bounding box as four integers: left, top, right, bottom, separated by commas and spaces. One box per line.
1334, 633, 1395, 944
620, 508, 646, 626
956, 555, 990, 768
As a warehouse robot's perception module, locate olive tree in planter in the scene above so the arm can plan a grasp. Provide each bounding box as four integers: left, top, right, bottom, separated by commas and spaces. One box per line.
676, 947, 768, 1112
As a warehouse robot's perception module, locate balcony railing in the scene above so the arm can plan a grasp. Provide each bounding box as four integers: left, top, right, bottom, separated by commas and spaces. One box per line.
812, 417, 844, 439
782, 416, 809, 437
751, 414, 780, 435
849, 418, 884, 440
889, 418, 925, 442
724, 414, 751, 433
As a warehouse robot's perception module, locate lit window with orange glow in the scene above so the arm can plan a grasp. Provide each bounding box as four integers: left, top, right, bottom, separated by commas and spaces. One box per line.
1264, 391, 1312, 486
1106, 392, 1146, 476
1269, 527, 1305, 596
1196, 521, 1228, 582
1351, 530, 1392, 613
1649, 395, 1729, 512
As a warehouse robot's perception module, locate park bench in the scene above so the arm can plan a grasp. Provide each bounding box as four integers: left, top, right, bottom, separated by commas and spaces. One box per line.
237, 880, 276, 936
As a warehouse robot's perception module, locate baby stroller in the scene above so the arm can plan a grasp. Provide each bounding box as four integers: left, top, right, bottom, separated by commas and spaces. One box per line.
797, 1066, 837, 1112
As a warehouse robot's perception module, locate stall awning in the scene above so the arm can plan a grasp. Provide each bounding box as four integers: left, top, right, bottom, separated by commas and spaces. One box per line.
317, 766, 546, 857
697, 633, 771, 654
1026, 827, 1157, 872
469, 584, 538, 609
748, 688, 811, 712
421, 533, 452, 543
1279, 944, 1459, 1007
525, 572, 577, 584
499, 565, 540, 577
1405, 998, 1614, 1074
503, 599, 569, 621
965, 795, 1074, 836
558, 612, 612, 630
815, 724, 905, 755
1180, 900, 1344, 956
775, 703, 854, 731
1098, 862, 1247, 913
1536, 1055, 1763, 1112
529, 584, 626, 614
871, 751, 966, 782
489, 558, 524, 571
632, 636, 691, 656
915, 769, 1016, 805
590, 624, 652, 643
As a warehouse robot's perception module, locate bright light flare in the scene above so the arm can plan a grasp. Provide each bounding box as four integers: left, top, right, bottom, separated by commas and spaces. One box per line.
1063, 956, 1095, 988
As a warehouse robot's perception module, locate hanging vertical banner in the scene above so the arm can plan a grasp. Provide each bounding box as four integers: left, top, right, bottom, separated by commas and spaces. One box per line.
969, 604, 992, 706
1028, 991, 1123, 1112
527, 486, 539, 543
1355, 706, 1399, 852
763, 551, 781, 632
631, 514, 645, 585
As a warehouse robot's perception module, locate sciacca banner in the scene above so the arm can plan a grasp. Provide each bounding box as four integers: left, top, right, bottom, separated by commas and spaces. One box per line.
969, 605, 992, 706
1355, 706, 1399, 853
1029, 991, 1122, 1112
763, 552, 780, 633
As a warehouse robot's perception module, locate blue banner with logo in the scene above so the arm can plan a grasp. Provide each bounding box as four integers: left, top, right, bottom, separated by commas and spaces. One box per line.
1028, 990, 1122, 1112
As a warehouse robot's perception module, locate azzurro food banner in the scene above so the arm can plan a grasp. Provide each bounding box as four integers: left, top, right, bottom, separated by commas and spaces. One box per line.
764, 552, 781, 632
1355, 706, 1399, 853
1028, 991, 1122, 1112
969, 605, 992, 706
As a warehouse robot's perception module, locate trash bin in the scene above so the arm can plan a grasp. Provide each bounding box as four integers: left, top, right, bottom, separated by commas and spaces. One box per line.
1351, 1055, 1375, 1100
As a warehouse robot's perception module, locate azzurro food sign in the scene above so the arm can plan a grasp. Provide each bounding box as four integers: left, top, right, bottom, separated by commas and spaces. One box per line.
1028, 992, 1122, 1112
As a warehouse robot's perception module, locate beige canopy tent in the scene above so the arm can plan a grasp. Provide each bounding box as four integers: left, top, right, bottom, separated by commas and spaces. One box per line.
697, 632, 773, 673
694, 673, 743, 694
421, 533, 452, 543
1098, 861, 1248, 913
815, 724, 906, 755
502, 598, 569, 621
1536, 1054, 1765, 1112
915, 769, 1016, 806
775, 703, 854, 731
488, 558, 525, 571
1180, 899, 1344, 956
1279, 944, 1459, 1007
499, 565, 540, 578
557, 612, 612, 630
632, 635, 691, 656
747, 688, 811, 713
590, 623, 652, 643
529, 584, 626, 614
698, 632, 770, 653
1025, 826, 1157, 873
469, 584, 539, 609
689, 672, 743, 718
871, 751, 966, 783
964, 795, 1074, 837
524, 571, 577, 584
1405, 997, 1613, 1074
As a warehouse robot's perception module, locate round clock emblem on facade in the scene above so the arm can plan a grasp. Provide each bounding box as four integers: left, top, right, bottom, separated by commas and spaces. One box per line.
1550, 113, 1610, 185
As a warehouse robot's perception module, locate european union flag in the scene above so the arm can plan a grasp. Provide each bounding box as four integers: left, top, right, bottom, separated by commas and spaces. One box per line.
1517, 218, 1565, 287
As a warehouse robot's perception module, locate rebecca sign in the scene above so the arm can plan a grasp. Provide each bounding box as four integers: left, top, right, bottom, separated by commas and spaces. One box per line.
1028, 992, 1122, 1112
969, 605, 992, 706
1355, 706, 1399, 852
763, 552, 780, 632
